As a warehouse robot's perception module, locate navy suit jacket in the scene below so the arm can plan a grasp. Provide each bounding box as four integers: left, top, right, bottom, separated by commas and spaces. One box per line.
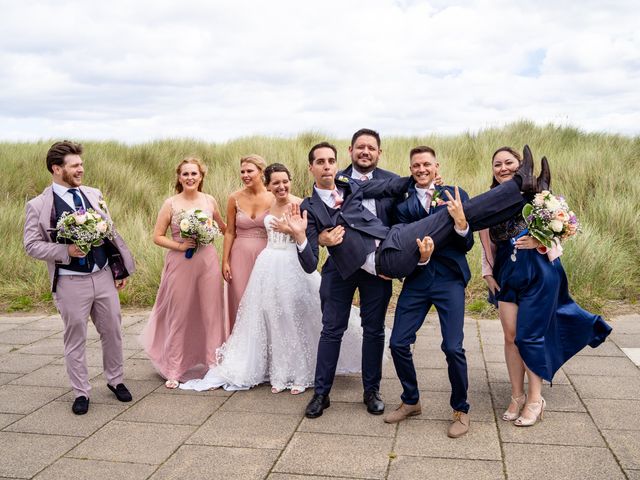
298, 175, 411, 279
396, 184, 474, 285
340, 165, 401, 227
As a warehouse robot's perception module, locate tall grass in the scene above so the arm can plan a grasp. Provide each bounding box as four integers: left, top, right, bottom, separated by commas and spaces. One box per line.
2, 121, 638, 315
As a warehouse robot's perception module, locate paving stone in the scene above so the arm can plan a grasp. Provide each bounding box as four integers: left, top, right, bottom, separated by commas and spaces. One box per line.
481, 344, 507, 363
611, 333, 640, 348
0, 344, 17, 355
5, 400, 125, 437
328, 375, 403, 404
15, 338, 64, 356
150, 445, 279, 480
219, 384, 312, 415
10, 364, 102, 388
21, 316, 65, 331
395, 419, 501, 460
0, 413, 22, 429
123, 321, 147, 334
503, 444, 625, 480
601, 429, 640, 469
67, 420, 195, 464
122, 358, 166, 380
626, 470, 640, 480
0, 432, 81, 478
268, 475, 355, 480
33, 458, 156, 480
623, 348, 640, 367
274, 432, 393, 479
571, 374, 640, 400
51, 347, 140, 367
118, 392, 223, 425
575, 340, 625, 357
388, 456, 504, 480
0, 353, 58, 374
478, 331, 506, 345
299, 401, 395, 437
486, 362, 570, 385
0, 315, 48, 324
0, 372, 21, 386
0, 385, 68, 414
563, 355, 639, 376
416, 367, 489, 393
188, 410, 299, 448
412, 347, 484, 369
490, 382, 585, 413
0, 328, 57, 345
0, 323, 21, 333
58, 378, 161, 405
584, 399, 640, 430
498, 411, 604, 446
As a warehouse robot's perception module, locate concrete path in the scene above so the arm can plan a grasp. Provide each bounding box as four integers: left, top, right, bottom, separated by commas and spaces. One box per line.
0, 311, 638, 479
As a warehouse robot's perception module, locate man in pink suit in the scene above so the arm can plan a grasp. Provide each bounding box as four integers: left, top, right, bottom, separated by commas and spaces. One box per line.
23, 141, 135, 415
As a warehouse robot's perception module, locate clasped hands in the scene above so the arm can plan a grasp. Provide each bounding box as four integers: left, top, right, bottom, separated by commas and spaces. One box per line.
67, 244, 128, 290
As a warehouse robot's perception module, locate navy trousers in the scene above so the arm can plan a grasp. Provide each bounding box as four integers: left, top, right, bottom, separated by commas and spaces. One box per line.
390, 263, 470, 413
315, 259, 392, 395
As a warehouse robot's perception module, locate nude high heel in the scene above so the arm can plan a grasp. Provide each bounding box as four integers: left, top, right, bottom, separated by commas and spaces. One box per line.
514, 397, 545, 427
502, 394, 526, 421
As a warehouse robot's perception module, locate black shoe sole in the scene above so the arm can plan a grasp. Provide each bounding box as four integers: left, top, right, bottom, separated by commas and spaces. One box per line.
366, 407, 385, 415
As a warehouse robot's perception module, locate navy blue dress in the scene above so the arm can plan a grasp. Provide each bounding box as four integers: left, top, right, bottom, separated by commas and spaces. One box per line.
490, 216, 612, 382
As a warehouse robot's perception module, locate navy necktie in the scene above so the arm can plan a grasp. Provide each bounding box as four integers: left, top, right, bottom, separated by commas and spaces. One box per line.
68, 189, 84, 211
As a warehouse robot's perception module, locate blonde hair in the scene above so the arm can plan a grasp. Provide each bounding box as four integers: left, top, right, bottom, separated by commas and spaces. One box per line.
240, 154, 267, 172
175, 156, 207, 193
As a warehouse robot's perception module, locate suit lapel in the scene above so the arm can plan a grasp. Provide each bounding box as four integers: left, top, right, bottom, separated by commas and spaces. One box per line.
308, 189, 334, 228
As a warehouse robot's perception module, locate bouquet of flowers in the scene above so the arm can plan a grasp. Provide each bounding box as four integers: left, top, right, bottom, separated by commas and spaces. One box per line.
522, 191, 580, 248
56, 209, 114, 265
178, 209, 221, 258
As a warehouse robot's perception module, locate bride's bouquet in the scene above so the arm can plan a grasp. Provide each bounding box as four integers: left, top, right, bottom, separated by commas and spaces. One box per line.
178, 209, 221, 258
56, 209, 114, 265
522, 191, 580, 248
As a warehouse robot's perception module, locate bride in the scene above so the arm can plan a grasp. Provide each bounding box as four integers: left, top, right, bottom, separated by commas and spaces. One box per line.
181, 163, 363, 394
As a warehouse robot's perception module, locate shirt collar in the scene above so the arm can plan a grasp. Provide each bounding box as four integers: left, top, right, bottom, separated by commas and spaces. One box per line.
314, 186, 339, 203
52, 182, 75, 197
414, 182, 435, 199
350, 167, 373, 181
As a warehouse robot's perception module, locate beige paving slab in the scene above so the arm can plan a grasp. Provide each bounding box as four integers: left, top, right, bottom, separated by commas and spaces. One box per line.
610, 314, 640, 332
51, 347, 139, 367
490, 382, 585, 413
611, 333, 640, 348
0, 353, 58, 374
58, 378, 161, 405
0, 413, 22, 429
412, 347, 485, 369
497, 411, 604, 446
0, 328, 57, 345
563, 355, 639, 376
67, 420, 195, 464
0, 315, 47, 324
583, 398, 640, 430
0, 344, 18, 356
395, 419, 501, 460
10, 364, 102, 388
503, 443, 625, 480
118, 392, 224, 425
33, 457, 156, 480
0, 372, 21, 386
623, 348, 640, 367
388, 456, 504, 480
0, 323, 21, 334
150, 444, 279, 480
121, 358, 166, 381
328, 376, 402, 404
626, 470, 640, 480
5, 400, 125, 437
571, 374, 640, 400
268, 474, 356, 480
575, 340, 625, 357
219, 384, 311, 415
0, 385, 68, 414
21, 316, 65, 331
478, 331, 506, 345
188, 410, 299, 449
0, 432, 81, 478
15, 338, 64, 356
123, 321, 147, 334
274, 432, 393, 479
486, 362, 570, 385
298, 401, 395, 437
601, 429, 640, 470
416, 367, 490, 392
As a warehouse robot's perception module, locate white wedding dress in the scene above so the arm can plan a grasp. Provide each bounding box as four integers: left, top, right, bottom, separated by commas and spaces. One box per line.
180, 214, 363, 392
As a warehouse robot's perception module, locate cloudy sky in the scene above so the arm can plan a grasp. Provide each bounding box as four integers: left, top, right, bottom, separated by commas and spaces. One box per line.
0, 0, 638, 142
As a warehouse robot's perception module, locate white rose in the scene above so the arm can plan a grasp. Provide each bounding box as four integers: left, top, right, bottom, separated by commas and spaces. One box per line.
96, 221, 108, 233
550, 219, 563, 232
195, 211, 209, 221
545, 198, 560, 211
180, 219, 190, 232
75, 213, 87, 224
533, 194, 544, 206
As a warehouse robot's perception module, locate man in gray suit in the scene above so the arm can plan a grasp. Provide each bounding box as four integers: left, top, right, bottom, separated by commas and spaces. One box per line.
23, 141, 135, 415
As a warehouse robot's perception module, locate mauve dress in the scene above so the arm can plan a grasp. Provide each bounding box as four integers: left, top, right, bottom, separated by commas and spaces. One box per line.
141, 208, 227, 382
227, 207, 268, 327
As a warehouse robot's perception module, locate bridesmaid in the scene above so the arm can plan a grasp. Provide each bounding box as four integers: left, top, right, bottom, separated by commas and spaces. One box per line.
141, 157, 227, 388
222, 154, 272, 327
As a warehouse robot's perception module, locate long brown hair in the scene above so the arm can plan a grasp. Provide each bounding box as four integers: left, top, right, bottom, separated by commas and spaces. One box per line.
175, 157, 207, 193
490, 146, 521, 188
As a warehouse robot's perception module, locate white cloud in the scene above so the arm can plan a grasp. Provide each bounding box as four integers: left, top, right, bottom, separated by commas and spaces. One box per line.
0, 0, 638, 142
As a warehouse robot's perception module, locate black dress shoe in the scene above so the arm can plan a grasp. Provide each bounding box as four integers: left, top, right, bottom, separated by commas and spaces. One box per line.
514, 145, 537, 194
363, 391, 385, 415
305, 394, 330, 418
72, 396, 89, 415
108, 383, 132, 402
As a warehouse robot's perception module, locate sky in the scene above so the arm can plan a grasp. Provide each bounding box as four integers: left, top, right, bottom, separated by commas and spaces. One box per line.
0, 0, 638, 143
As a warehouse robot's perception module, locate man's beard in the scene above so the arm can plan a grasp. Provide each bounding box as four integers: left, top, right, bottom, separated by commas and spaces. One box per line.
62, 169, 81, 186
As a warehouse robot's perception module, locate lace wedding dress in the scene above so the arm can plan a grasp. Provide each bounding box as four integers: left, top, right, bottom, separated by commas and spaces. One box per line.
180, 214, 363, 392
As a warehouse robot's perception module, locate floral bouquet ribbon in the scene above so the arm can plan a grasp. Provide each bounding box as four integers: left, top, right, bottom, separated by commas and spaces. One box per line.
178, 209, 221, 259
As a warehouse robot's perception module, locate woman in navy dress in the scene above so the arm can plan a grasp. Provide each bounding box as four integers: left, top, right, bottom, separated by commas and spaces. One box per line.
479, 146, 611, 426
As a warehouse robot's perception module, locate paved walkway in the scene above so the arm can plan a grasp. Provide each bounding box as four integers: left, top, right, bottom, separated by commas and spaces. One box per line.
1, 310, 639, 480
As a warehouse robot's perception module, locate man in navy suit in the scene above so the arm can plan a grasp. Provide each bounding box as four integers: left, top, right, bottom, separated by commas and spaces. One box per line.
384, 146, 473, 438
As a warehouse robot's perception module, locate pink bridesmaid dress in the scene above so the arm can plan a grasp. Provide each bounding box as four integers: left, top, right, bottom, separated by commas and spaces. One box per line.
227, 205, 268, 327
141, 207, 226, 382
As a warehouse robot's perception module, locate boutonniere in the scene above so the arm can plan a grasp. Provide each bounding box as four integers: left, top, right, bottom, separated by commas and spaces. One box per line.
336, 175, 349, 184
430, 190, 446, 208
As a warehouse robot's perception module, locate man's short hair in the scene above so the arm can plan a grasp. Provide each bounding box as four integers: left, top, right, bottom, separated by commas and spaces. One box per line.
46, 140, 83, 173
409, 146, 436, 160
351, 128, 381, 148
308, 142, 338, 165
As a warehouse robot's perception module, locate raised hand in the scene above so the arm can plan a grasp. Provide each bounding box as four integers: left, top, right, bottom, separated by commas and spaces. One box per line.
271, 215, 293, 235
434, 172, 444, 186
318, 226, 345, 247
444, 186, 468, 231
416, 236, 434, 263
284, 203, 308, 244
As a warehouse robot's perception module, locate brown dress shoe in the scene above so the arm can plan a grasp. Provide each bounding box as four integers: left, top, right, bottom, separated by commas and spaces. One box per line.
447, 411, 470, 438
383, 402, 422, 424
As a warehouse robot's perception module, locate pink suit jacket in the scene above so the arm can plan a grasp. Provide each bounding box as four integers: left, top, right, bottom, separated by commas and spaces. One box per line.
24, 185, 135, 289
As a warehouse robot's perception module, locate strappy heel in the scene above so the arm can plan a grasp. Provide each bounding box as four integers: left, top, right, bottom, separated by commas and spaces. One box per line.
502, 394, 526, 421
514, 397, 545, 427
